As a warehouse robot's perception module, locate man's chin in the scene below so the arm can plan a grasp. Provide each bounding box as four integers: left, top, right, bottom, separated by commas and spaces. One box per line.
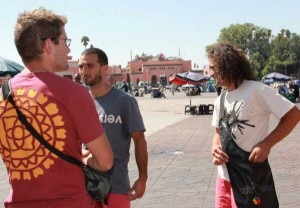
56, 64, 69, 72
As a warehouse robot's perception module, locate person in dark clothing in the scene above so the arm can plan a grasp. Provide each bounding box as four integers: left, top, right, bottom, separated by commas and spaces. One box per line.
196, 85, 201, 95
121, 81, 129, 93
293, 83, 299, 100
216, 86, 222, 96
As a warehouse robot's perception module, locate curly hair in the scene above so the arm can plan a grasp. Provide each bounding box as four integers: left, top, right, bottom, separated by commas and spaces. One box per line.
208, 42, 256, 88
14, 7, 67, 63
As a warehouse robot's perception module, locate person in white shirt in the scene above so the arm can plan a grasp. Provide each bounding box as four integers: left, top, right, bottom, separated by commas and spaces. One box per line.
209, 42, 300, 208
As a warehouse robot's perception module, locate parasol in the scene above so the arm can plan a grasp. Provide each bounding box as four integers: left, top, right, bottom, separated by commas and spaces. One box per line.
169, 71, 209, 106
169, 71, 209, 85
262, 72, 291, 82
0, 56, 24, 77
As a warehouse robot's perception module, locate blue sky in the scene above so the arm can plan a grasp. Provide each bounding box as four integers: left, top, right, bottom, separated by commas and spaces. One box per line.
1, 0, 300, 69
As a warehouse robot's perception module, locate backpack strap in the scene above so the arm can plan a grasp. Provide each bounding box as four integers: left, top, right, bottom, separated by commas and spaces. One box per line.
219, 91, 226, 118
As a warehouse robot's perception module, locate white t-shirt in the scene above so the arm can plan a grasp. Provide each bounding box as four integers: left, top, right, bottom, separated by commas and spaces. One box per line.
211, 80, 294, 181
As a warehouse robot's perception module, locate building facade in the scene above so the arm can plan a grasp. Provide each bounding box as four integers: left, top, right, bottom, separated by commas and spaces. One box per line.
65, 53, 192, 87
126, 53, 192, 86
202, 65, 213, 77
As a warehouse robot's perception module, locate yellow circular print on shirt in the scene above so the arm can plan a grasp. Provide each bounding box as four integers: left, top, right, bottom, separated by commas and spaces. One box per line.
0, 87, 66, 180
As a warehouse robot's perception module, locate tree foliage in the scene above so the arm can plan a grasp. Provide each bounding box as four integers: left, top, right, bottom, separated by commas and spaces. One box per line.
81, 36, 90, 49
206, 23, 300, 79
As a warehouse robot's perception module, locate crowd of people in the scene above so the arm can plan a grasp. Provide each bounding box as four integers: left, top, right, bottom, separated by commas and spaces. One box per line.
0, 7, 299, 208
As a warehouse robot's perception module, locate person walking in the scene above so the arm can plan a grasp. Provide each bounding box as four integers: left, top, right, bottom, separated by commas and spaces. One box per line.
121, 80, 129, 93
74, 73, 83, 83
171, 83, 176, 96
209, 42, 300, 208
215, 84, 222, 96
292, 81, 299, 102
78, 48, 148, 208
0, 8, 113, 208
158, 84, 167, 98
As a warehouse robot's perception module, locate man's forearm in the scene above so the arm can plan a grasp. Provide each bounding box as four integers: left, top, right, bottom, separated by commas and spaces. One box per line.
135, 139, 148, 180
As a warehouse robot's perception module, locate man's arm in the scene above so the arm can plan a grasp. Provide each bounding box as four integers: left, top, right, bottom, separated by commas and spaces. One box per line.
128, 131, 148, 200
211, 128, 228, 165
249, 106, 300, 163
85, 132, 114, 172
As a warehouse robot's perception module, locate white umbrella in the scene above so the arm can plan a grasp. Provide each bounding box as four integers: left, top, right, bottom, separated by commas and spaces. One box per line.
262, 72, 291, 82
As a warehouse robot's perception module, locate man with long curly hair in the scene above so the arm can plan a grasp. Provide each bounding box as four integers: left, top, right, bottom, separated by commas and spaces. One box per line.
209, 42, 300, 208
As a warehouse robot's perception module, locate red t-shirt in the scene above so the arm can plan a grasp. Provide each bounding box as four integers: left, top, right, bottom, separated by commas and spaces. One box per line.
0, 72, 104, 208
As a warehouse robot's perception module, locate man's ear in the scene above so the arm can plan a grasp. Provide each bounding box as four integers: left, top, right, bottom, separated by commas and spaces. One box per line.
102, 64, 109, 72
43, 38, 53, 53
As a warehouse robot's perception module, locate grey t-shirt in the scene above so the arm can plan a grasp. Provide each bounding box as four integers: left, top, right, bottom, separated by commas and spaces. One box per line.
94, 87, 146, 194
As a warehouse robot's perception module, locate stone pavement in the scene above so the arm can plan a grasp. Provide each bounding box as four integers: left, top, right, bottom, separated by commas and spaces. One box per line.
0, 90, 299, 208
129, 91, 300, 208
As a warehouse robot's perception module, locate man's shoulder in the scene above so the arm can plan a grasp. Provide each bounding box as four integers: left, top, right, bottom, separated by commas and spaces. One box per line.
242, 80, 264, 90
113, 87, 135, 98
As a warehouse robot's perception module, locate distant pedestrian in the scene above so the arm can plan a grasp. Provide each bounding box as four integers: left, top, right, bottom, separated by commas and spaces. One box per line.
74, 73, 87, 87
209, 42, 300, 208
171, 83, 176, 96
121, 80, 129, 93
159, 84, 166, 98
216, 85, 222, 96
292, 82, 299, 102
196, 84, 201, 95
74, 73, 82, 83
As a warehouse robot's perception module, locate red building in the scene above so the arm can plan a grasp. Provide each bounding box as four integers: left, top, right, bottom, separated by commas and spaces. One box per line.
202, 65, 213, 77
64, 52, 192, 87
105, 52, 192, 87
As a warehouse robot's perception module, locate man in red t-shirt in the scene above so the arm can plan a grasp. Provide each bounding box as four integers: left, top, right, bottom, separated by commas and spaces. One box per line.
0, 8, 113, 208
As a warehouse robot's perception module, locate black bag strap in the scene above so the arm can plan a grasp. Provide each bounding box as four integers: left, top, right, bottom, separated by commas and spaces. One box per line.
2, 80, 83, 167
219, 91, 226, 118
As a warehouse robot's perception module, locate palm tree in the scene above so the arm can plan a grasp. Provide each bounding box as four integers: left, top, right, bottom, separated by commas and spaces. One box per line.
285, 29, 291, 39
81, 36, 90, 49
